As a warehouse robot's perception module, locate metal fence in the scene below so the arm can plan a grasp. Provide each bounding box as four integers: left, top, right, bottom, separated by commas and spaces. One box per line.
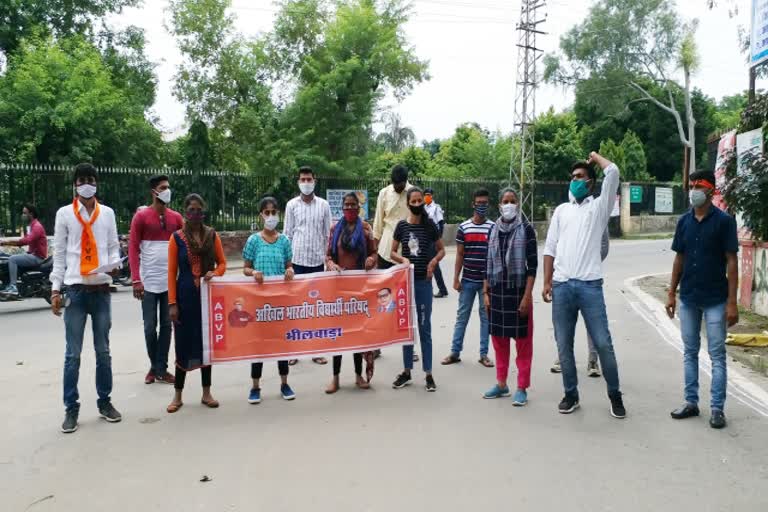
0, 164, 680, 235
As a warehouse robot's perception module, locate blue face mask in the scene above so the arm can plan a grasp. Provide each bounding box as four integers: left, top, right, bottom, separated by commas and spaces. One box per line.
569, 179, 591, 201
474, 204, 489, 217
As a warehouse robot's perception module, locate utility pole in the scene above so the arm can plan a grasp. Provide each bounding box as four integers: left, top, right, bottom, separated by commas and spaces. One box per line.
510, 0, 546, 222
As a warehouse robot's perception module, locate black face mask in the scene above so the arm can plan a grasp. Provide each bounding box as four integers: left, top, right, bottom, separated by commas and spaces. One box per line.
409, 204, 424, 216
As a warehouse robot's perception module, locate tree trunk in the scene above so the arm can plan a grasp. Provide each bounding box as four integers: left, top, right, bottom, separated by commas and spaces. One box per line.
684, 68, 696, 175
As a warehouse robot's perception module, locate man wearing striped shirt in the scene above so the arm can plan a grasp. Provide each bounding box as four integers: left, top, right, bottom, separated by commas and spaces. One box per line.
283, 165, 332, 365
442, 188, 495, 367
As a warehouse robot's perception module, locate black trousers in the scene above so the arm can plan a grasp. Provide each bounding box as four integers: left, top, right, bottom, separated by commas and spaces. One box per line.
433, 263, 448, 294
175, 366, 211, 390
333, 354, 363, 376
377, 255, 395, 270
251, 361, 290, 379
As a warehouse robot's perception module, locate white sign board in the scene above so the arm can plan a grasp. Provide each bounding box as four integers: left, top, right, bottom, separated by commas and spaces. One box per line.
752, 0, 768, 68
326, 189, 370, 220
736, 128, 763, 175
654, 187, 673, 214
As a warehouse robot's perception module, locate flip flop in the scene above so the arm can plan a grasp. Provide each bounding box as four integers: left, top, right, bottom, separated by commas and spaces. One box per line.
288, 359, 299, 366
313, 357, 328, 365
478, 357, 495, 368
441, 354, 461, 365
166, 402, 183, 413
200, 398, 220, 408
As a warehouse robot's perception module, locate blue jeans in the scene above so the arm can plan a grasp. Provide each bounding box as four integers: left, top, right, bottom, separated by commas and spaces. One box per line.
142, 291, 171, 374
63, 288, 113, 412
8, 253, 43, 284
404, 280, 433, 373
679, 301, 727, 411
450, 279, 489, 357
552, 279, 621, 399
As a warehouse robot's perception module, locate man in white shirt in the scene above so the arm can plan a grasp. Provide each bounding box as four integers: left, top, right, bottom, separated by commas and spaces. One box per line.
373, 165, 411, 270
542, 152, 626, 420
424, 188, 448, 298
283, 165, 331, 365
372, 165, 414, 361
50, 163, 122, 434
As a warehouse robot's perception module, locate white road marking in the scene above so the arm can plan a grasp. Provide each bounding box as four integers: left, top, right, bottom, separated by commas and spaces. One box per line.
624, 273, 768, 417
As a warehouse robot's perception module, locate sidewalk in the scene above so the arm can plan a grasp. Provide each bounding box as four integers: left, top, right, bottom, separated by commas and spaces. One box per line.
636, 274, 768, 377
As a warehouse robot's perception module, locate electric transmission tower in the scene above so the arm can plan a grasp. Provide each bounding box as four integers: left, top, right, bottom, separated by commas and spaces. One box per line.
511, 0, 546, 222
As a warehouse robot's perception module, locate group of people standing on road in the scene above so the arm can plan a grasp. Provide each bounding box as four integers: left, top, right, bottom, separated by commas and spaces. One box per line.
17, 148, 738, 434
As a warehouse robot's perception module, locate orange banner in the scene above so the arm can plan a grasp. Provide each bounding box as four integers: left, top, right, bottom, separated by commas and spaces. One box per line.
201, 265, 416, 364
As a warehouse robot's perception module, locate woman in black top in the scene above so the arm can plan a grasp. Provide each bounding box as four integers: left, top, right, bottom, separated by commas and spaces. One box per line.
389, 187, 446, 392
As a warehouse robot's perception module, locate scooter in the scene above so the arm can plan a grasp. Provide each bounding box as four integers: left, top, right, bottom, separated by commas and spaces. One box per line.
0, 254, 66, 304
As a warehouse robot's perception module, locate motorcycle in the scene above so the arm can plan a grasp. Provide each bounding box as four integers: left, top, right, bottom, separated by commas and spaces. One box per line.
0, 253, 66, 304
112, 235, 132, 287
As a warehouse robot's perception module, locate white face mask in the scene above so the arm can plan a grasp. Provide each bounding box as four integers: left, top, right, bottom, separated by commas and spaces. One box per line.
299, 181, 315, 196
77, 184, 97, 199
263, 214, 279, 231
155, 188, 172, 204
689, 189, 708, 208
501, 203, 518, 220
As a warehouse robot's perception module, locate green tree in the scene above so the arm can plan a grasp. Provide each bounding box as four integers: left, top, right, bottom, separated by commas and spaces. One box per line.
428, 124, 512, 180
531, 108, 585, 181
714, 93, 748, 131
0, 35, 162, 165
367, 146, 431, 179
280, 0, 428, 167
598, 131, 652, 182
0, 0, 139, 59
545, 0, 703, 179
169, 0, 285, 172
620, 130, 652, 181
375, 111, 415, 153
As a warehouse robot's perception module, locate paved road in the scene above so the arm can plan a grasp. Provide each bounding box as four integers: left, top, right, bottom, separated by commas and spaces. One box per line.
2, 240, 767, 511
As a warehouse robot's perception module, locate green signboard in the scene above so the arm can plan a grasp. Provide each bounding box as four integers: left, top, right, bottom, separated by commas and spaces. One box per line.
630, 186, 643, 203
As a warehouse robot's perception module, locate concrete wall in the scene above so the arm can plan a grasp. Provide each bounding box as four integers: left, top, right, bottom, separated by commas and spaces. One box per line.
622, 214, 679, 235
739, 242, 768, 316
620, 182, 679, 235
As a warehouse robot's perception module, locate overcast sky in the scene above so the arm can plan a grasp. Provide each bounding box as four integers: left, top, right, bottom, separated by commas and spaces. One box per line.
112, 0, 757, 141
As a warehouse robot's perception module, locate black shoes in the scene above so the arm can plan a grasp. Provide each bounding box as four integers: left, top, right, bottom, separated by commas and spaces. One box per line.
558, 395, 580, 414
710, 410, 727, 429
62, 404, 122, 433
61, 410, 79, 434
425, 375, 437, 392
392, 372, 412, 389
671, 403, 700, 420
98, 403, 123, 423
671, 404, 726, 429
433, 291, 448, 298
609, 392, 626, 419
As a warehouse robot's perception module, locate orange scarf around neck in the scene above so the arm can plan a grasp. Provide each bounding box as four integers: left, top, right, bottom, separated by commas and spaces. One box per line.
72, 198, 101, 275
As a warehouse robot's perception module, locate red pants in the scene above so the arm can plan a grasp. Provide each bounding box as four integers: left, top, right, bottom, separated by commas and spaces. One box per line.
492, 311, 533, 390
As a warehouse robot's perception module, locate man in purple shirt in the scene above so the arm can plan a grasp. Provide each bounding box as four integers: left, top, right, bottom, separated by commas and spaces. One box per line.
1, 204, 48, 298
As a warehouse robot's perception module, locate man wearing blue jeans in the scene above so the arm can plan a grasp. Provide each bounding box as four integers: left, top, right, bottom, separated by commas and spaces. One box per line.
441, 188, 495, 367
666, 170, 739, 430
50, 163, 122, 434
542, 152, 626, 419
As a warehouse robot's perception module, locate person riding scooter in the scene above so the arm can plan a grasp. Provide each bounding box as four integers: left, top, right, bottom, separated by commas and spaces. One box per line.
0, 204, 48, 298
